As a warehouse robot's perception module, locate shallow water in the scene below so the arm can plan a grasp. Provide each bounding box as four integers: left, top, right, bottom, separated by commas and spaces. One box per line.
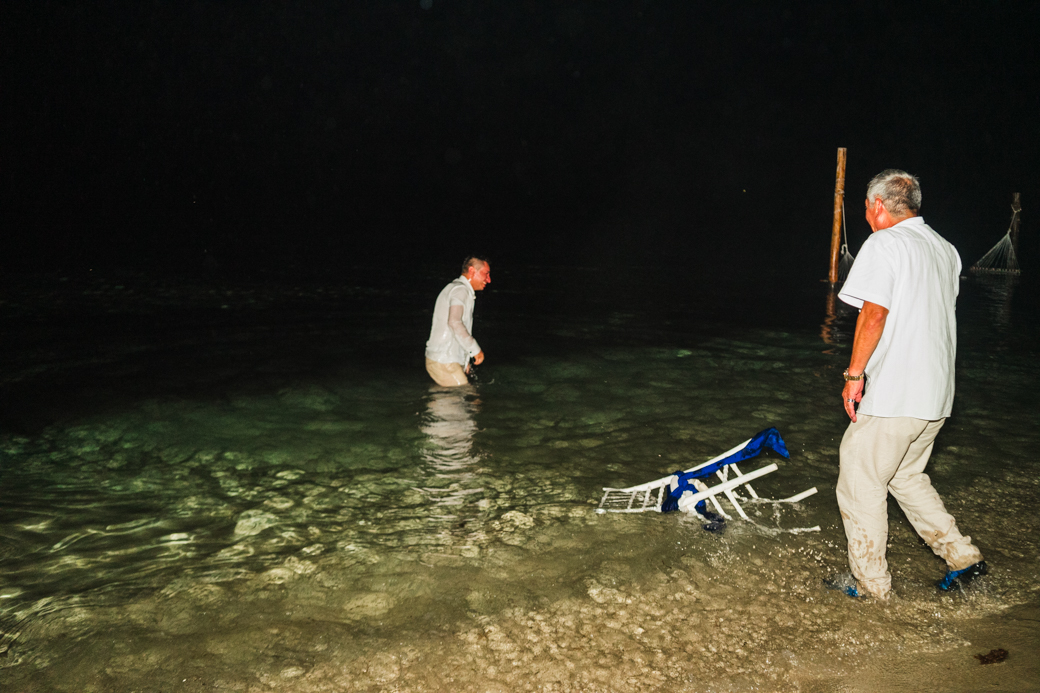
1, 267, 1038, 692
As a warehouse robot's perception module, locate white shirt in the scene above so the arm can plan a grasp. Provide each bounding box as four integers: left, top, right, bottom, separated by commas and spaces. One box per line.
425, 276, 481, 365
838, 216, 961, 419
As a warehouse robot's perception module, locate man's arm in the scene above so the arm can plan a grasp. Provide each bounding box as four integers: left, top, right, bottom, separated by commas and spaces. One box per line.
843, 300, 889, 422
447, 304, 483, 363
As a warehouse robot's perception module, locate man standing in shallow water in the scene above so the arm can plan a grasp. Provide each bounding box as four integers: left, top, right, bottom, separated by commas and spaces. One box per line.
835, 169, 987, 600
424, 256, 490, 387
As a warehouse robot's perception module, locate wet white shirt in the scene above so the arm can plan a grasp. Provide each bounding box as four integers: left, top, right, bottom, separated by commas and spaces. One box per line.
838, 216, 961, 420
425, 276, 481, 366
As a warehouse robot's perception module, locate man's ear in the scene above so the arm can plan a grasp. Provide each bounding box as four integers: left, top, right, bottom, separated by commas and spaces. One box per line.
871, 197, 888, 223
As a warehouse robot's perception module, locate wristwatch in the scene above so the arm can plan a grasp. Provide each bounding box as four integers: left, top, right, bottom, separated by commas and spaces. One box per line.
843, 368, 865, 381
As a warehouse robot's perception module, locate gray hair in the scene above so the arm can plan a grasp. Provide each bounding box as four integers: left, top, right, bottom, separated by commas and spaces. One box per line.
461, 255, 489, 275
866, 169, 922, 215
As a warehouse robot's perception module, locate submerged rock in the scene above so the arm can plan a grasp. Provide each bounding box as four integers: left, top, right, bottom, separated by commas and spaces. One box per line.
233, 510, 279, 537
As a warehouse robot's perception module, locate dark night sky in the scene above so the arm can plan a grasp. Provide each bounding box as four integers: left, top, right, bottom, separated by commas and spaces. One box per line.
3, 1, 1038, 277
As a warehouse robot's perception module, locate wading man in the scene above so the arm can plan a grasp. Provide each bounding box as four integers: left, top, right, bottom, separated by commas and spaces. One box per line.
424, 256, 490, 387
836, 169, 986, 600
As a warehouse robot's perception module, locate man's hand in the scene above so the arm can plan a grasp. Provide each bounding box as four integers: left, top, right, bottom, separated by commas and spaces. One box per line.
843, 378, 864, 422
473, 350, 485, 365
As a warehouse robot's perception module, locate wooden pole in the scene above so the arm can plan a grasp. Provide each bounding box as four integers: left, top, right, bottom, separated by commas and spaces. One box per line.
1010, 192, 1022, 257
828, 148, 847, 284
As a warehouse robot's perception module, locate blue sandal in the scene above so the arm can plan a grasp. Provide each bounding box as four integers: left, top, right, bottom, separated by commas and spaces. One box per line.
936, 561, 988, 591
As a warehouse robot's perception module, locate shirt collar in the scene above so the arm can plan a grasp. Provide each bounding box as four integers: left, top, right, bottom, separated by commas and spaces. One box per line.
455, 275, 475, 296
891, 215, 926, 229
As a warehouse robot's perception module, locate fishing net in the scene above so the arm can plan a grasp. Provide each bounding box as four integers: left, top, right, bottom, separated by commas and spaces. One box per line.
971, 205, 1021, 274
837, 201, 855, 281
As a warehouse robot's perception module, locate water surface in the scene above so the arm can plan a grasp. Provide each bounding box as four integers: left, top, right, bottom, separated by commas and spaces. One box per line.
1, 267, 1037, 692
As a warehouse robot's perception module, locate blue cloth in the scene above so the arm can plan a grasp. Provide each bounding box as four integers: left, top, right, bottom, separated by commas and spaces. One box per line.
661, 428, 789, 513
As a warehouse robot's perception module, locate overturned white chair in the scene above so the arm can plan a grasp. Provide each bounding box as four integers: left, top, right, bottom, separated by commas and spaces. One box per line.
596, 428, 818, 527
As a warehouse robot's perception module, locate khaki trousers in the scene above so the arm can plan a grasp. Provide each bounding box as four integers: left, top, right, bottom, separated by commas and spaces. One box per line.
425, 358, 469, 387
837, 415, 983, 599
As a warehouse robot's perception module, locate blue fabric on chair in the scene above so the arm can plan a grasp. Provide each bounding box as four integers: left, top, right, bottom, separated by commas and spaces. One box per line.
660, 428, 789, 514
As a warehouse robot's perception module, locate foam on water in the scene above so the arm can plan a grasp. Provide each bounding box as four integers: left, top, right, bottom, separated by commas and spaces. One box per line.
1, 270, 1038, 691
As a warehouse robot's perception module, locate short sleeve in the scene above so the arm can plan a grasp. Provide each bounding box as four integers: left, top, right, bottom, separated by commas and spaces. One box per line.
838, 233, 896, 310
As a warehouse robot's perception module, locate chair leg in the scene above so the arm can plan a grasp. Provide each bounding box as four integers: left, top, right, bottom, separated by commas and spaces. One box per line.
693, 479, 732, 519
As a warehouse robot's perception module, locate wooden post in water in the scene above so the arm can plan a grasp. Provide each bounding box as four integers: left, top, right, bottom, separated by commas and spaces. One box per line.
828, 148, 847, 284
1010, 192, 1022, 257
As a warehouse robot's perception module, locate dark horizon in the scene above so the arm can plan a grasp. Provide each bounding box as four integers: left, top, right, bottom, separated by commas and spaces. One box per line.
3, 1, 1038, 278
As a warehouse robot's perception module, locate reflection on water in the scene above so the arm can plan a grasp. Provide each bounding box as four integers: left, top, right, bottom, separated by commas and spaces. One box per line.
421, 387, 481, 480
819, 287, 855, 352
418, 387, 487, 529
967, 272, 1019, 332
